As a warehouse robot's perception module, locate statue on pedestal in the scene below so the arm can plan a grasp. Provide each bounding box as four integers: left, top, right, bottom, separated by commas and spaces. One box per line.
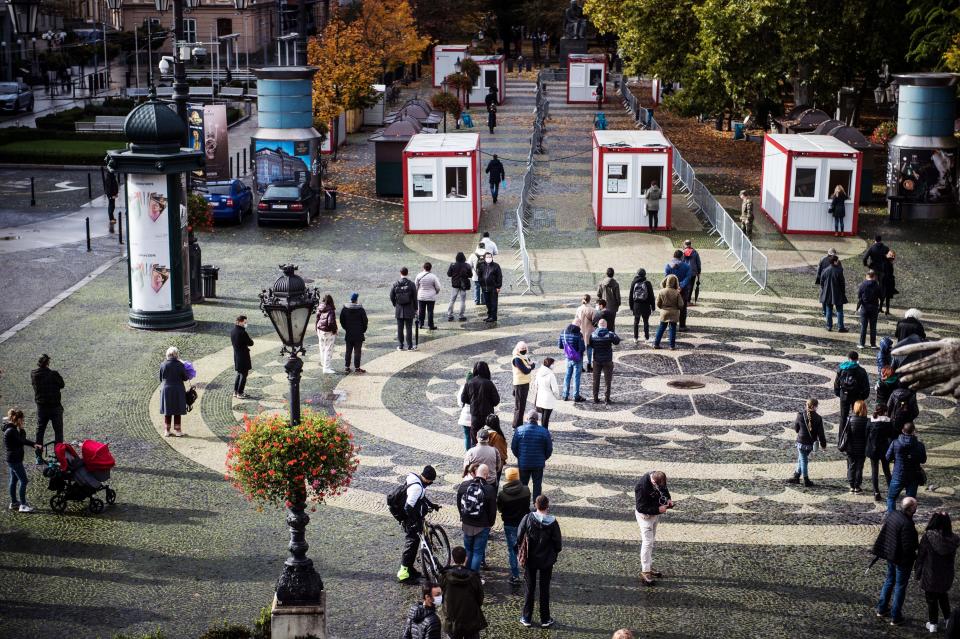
564, 0, 586, 40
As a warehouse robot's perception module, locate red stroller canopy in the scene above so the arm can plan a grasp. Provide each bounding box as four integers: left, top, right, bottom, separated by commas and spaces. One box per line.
81, 440, 116, 472
54, 442, 80, 472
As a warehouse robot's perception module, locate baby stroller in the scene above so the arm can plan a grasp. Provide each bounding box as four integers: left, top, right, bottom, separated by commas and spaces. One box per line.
42, 440, 117, 514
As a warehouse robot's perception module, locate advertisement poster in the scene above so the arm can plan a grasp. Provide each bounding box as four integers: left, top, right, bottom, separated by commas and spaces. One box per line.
203, 104, 229, 180
891, 147, 958, 204
188, 105, 204, 179
127, 174, 172, 312
254, 139, 311, 193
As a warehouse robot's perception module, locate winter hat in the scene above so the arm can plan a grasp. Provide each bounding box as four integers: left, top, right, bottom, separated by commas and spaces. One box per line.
350, 292, 359, 303
827, 248, 837, 256
477, 428, 491, 442
636, 268, 646, 279
421, 465, 437, 481
505, 467, 520, 482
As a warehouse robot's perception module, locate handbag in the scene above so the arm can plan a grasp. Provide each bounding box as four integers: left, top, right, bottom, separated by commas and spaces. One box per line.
185, 385, 198, 412
517, 528, 529, 568
837, 423, 850, 453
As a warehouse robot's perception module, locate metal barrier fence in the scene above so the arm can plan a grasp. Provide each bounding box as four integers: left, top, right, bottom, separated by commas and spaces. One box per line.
617, 78, 768, 293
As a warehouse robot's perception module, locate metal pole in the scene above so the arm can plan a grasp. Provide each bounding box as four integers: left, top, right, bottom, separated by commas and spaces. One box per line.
134, 25, 140, 91
173, 0, 190, 146
88, 173, 92, 199
242, 147, 246, 173
236, 151, 239, 178
118, 208, 123, 244
146, 18, 153, 87
30, 177, 35, 206
103, 16, 110, 93
85, 217, 91, 252
229, 155, 233, 178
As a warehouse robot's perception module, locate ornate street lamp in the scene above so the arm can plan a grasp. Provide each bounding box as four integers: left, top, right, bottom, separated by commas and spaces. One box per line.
5, 0, 39, 36
183, 0, 201, 9
259, 264, 320, 427
233, 0, 248, 9
153, 0, 169, 10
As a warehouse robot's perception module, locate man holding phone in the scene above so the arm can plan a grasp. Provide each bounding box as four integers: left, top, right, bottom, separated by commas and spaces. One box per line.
634, 470, 673, 587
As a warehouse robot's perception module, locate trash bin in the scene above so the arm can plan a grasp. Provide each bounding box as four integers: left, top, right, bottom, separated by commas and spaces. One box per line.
324, 188, 337, 211
200, 265, 219, 299
733, 121, 745, 140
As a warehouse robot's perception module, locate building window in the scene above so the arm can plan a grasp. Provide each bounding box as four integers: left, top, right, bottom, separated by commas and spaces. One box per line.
444, 166, 469, 199
412, 173, 434, 199
183, 18, 197, 43
793, 167, 817, 198
828, 169, 852, 199
606, 163, 628, 194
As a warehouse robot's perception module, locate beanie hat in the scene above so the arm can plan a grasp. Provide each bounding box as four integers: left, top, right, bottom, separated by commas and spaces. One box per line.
421, 465, 437, 481
504, 467, 520, 482
350, 292, 359, 303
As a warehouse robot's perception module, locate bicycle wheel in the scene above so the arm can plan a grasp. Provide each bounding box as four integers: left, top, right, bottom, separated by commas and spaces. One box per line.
426, 524, 451, 569
420, 544, 441, 584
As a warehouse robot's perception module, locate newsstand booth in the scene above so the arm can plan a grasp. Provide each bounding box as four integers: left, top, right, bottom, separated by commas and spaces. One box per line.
568, 53, 607, 104
320, 113, 348, 155
760, 133, 862, 236
468, 55, 505, 105
402, 133, 481, 234
592, 130, 673, 230
433, 44, 470, 87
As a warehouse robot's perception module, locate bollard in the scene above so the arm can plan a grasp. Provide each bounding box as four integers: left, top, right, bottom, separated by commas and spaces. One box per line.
87, 173, 92, 199
85, 217, 91, 252
242, 148, 247, 174
118, 211, 123, 245
230, 156, 234, 179
236, 152, 240, 178
30, 176, 35, 206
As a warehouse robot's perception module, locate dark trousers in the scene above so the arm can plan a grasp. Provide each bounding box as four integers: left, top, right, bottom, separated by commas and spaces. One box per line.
679, 286, 692, 328
485, 289, 499, 320
344, 339, 362, 368
647, 210, 658, 230
513, 384, 530, 428
401, 520, 420, 568
859, 310, 879, 347
926, 591, 951, 625
449, 633, 480, 639
592, 361, 613, 400
870, 457, 891, 494
107, 196, 116, 221
540, 407, 552, 428
417, 300, 436, 329
396, 318, 413, 348
633, 309, 651, 340
520, 466, 544, 500
838, 399, 854, 442
522, 564, 553, 622
606, 310, 618, 333
469, 419, 485, 447
846, 454, 865, 489
490, 181, 500, 203
35, 404, 63, 449
234, 370, 248, 394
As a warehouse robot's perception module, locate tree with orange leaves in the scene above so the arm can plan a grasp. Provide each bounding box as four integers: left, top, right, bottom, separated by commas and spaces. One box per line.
353, 0, 430, 79
307, 14, 378, 130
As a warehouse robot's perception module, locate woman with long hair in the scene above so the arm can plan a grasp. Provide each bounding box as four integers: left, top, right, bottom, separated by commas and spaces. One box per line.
830, 184, 848, 236
788, 398, 826, 487
845, 400, 868, 493
315, 293, 338, 374
915, 512, 960, 633
865, 404, 895, 502
4, 408, 41, 512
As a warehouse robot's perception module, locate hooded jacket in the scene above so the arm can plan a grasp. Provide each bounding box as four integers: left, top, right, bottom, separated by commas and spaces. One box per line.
4, 421, 37, 464
596, 276, 621, 312
656, 274, 685, 323
887, 433, 927, 483
664, 258, 691, 291
512, 344, 535, 386
338, 302, 368, 342
590, 327, 621, 363
864, 240, 890, 271
895, 317, 926, 342
818, 263, 848, 307
915, 530, 960, 593
511, 421, 553, 469
558, 324, 586, 362
534, 364, 559, 411
683, 247, 702, 277
468, 248, 485, 283
497, 479, 532, 527
315, 302, 337, 333
629, 270, 654, 314
877, 336, 894, 376
440, 566, 487, 636
401, 602, 441, 639
518, 510, 563, 568
834, 360, 870, 401
460, 362, 500, 425
865, 416, 895, 460
447, 253, 473, 290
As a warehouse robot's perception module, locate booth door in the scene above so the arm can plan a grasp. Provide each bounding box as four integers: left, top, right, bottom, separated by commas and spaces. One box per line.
588, 65, 605, 99
824, 161, 855, 233
637, 161, 666, 229
569, 63, 586, 101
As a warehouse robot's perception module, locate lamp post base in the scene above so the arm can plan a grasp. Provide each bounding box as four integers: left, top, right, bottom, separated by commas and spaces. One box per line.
128, 308, 195, 331
270, 593, 328, 639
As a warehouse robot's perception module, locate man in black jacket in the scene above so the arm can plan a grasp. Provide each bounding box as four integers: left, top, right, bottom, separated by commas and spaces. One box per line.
460, 361, 500, 445
457, 464, 497, 572
634, 470, 673, 586
390, 267, 417, 351
230, 315, 254, 399
857, 271, 883, 349
339, 292, 369, 374
518, 494, 562, 628
819, 255, 849, 333
863, 234, 890, 289
446, 252, 473, 322
476, 252, 502, 323
402, 583, 443, 639
441, 546, 487, 639
874, 496, 918, 625
31, 353, 65, 464
485, 155, 505, 204
834, 351, 871, 442
497, 467, 531, 585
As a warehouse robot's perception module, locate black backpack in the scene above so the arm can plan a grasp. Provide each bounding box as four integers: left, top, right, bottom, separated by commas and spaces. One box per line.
459, 478, 487, 519
889, 388, 917, 425
632, 281, 649, 303
387, 477, 420, 522
839, 368, 859, 397
394, 279, 413, 306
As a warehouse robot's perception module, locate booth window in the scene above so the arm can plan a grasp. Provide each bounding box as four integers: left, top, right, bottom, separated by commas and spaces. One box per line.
640, 165, 664, 193
828, 169, 852, 198
412, 173, 434, 199
606, 163, 629, 194
793, 167, 818, 198
589, 68, 603, 87
484, 69, 497, 91
444, 166, 469, 199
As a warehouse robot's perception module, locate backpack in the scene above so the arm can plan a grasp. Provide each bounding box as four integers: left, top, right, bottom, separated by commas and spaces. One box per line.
394, 280, 413, 306
889, 388, 916, 425
632, 281, 649, 303
839, 368, 859, 397
459, 478, 487, 519
387, 477, 420, 522
517, 527, 530, 568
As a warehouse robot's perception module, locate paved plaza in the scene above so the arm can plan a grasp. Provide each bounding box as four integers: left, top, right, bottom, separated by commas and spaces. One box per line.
1, 76, 959, 638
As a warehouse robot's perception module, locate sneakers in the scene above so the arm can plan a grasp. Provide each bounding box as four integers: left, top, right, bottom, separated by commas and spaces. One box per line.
890, 617, 904, 626
640, 571, 656, 586
396, 565, 419, 582
458, 317, 467, 322
410, 345, 418, 351
18, 504, 35, 513
562, 396, 570, 401
397, 345, 405, 351
519, 617, 534, 628
8, 502, 19, 511
541, 619, 556, 628
874, 492, 882, 502
344, 367, 352, 375
354, 368, 367, 374
573, 395, 586, 403
322, 368, 336, 374
926, 622, 938, 633
837, 327, 849, 333
447, 316, 454, 322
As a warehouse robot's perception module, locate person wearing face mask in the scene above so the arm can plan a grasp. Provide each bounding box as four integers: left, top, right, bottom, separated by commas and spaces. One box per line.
402, 582, 443, 639
476, 252, 502, 323
397, 465, 438, 582
230, 315, 254, 399
511, 341, 536, 428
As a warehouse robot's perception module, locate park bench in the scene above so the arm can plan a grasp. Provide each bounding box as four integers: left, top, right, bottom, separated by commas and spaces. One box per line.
218, 86, 245, 99
75, 115, 126, 132
188, 86, 215, 98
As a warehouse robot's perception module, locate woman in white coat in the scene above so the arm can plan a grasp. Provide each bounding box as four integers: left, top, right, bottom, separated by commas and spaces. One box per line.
534, 357, 559, 428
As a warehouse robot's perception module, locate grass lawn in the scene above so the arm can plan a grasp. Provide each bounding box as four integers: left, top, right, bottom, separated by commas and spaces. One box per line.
0, 138, 125, 163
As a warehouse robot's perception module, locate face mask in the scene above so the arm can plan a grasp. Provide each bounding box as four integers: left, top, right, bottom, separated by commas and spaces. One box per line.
433, 595, 443, 606
485, 257, 493, 263
519, 350, 527, 355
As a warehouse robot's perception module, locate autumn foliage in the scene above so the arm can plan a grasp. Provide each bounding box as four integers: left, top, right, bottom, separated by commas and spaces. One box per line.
225, 410, 360, 508
354, 0, 430, 74
308, 15, 378, 128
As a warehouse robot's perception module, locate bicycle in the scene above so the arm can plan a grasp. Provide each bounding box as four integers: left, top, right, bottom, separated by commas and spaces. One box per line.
406, 502, 451, 583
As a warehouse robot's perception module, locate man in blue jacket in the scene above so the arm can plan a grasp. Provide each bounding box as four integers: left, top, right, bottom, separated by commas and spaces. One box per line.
664, 249, 691, 325
591, 319, 621, 404
885, 422, 927, 513
511, 410, 553, 500
557, 323, 586, 402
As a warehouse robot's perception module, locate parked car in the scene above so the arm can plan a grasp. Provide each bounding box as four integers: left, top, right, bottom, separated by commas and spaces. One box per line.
204, 179, 253, 224
0, 82, 33, 113
257, 181, 318, 227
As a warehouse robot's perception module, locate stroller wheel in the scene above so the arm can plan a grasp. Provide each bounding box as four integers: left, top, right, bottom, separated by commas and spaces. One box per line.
105, 488, 116, 505
49, 493, 67, 513
88, 497, 105, 514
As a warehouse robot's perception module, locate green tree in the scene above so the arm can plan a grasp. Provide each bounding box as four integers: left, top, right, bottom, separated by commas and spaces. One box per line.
907, 0, 960, 68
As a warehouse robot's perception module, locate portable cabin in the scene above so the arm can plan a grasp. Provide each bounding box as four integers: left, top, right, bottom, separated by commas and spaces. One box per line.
592, 130, 673, 230
760, 133, 862, 236
468, 55, 505, 105
433, 44, 470, 87
370, 116, 423, 197
567, 53, 607, 104
320, 113, 348, 155
363, 84, 386, 127
402, 133, 481, 233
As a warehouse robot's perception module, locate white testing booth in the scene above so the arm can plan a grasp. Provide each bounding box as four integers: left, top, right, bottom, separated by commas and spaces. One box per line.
592, 130, 673, 231
402, 133, 481, 234
363, 84, 386, 127
433, 44, 470, 87
567, 53, 607, 104
760, 134, 862, 236
468, 55, 505, 105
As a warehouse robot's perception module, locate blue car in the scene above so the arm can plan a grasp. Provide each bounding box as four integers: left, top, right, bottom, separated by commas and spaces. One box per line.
204, 180, 253, 224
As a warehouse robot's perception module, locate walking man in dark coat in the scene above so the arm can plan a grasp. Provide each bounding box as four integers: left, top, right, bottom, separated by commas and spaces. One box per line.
390, 267, 417, 351
834, 350, 870, 444
596, 267, 621, 332
819, 255, 848, 333
101, 164, 119, 233
230, 315, 254, 399
814, 248, 837, 287
857, 270, 883, 349
485, 154, 505, 204
339, 292, 369, 374
441, 545, 488, 639
873, 496, 919, 626
518, 494, 562, 628
31, 354, 64, 464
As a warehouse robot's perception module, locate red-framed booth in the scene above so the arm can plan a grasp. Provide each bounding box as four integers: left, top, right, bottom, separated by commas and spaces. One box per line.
592, 130, 673, 230
402, 133, 481, 234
